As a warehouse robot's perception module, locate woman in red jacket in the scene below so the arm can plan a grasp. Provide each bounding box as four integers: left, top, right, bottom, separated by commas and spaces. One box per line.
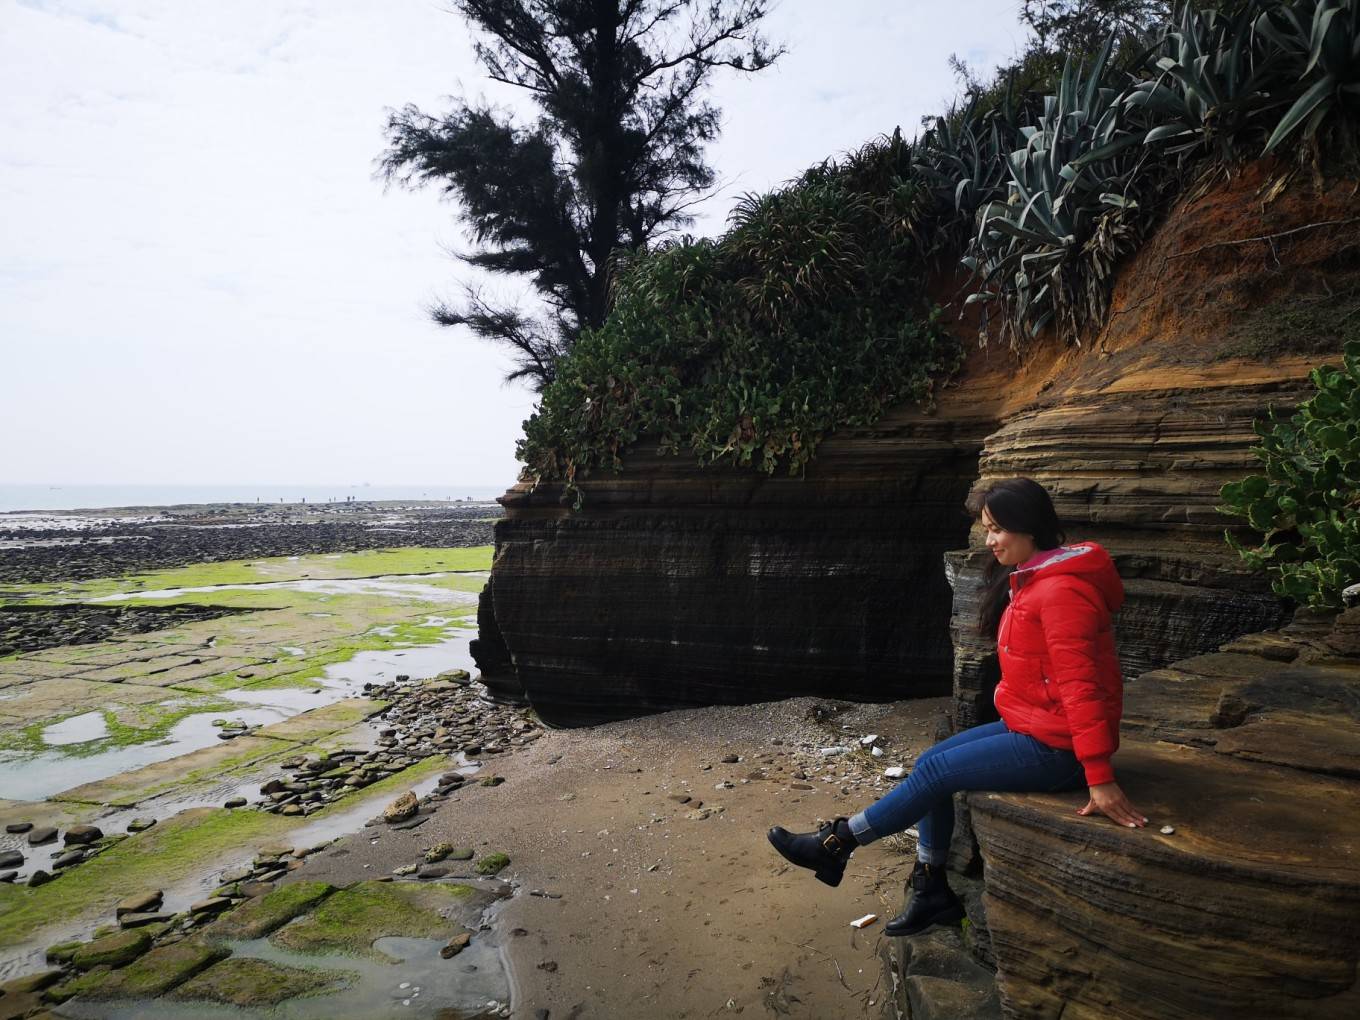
769, 477, 1146, 936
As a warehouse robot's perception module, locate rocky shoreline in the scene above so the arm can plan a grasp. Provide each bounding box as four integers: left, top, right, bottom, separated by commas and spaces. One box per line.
0, 501, 497, 585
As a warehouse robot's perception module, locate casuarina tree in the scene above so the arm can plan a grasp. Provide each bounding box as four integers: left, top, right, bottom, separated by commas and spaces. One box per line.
379, 1, 781, 390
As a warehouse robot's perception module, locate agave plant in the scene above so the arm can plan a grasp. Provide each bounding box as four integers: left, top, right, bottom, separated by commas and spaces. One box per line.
914, 94, 1023, 256
961, 37, 1153, 345
1119, 1, 1278, 162
1258, 0, 1360, 154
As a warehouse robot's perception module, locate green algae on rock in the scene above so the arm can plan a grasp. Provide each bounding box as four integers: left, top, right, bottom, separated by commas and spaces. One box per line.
71, 928, 151, 970
170, 956, 353, 1007
269, 881, 473, 960
474, 852, 511, 876
203, 881, 335, 942
62, 938, 229, 1000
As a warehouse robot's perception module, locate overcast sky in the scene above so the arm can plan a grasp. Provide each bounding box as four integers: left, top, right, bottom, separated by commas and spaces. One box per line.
1, 0, 1029, 488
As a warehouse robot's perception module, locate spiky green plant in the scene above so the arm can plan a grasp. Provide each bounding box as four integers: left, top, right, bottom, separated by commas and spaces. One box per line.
1219, 338, 1360, 608
960, 38, 1156, 345
1258, 0, 1360, 156
1122, 1, 1278, 161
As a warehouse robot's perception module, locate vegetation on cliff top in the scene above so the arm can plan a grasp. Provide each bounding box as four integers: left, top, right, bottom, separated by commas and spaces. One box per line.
518, 133, 961, 489
519, 0, 1360, 495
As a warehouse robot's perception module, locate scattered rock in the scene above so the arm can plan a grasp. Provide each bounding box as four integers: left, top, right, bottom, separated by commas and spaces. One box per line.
440, 932, 472, 959
126, 817, 156, 833
721, 753, 740, 764
1160, 825, 1176, 835
5, 821, 33, 834
479, 775, 505, 787
425, 843, 452, 864
27, 826, 58, 845
0, 849, 22, 869
884, 766, 908, 779
475, 852, 511, 876
116, 891, 163, 918
189, 897, 232, 915
53, 849, 86, 869
224, 797, 248, 809
63, 824, 103, 846
238, 881, 277, 898
119, 911, 173, 929
28, 869, 54, 887
418, 865, 450, 879
819, 746, 850, 757
383, 791, 419, 824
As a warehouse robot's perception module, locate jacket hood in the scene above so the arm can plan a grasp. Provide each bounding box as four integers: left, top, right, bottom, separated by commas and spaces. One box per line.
1011, 541, 1124, 613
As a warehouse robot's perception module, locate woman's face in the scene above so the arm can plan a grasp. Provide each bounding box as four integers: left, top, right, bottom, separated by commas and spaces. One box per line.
981, 506, 1038, 567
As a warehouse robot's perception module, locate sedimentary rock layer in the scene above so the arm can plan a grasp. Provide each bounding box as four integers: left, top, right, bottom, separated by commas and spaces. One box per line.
482, 406, 997, 724
968, 622, 1360, 1019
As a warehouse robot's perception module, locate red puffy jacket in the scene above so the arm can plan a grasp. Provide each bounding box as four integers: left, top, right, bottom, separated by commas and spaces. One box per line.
994, 541, 1125, 786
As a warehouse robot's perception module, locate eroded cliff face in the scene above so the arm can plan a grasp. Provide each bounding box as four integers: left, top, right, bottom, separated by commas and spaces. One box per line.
478, 163, 1356, 729
946, 167, 1360, 1018
478, 400, 1002, 724
967, 613, 1360, 1019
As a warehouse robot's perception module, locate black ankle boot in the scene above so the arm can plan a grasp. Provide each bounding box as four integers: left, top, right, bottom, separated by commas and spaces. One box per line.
767, 817, 857, 887
885, 860, 966, 936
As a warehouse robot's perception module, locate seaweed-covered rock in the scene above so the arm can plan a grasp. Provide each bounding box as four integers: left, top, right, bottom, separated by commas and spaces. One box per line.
71, 929, 152, 971
202, 881, 334, 942
170, 957, 351, 1007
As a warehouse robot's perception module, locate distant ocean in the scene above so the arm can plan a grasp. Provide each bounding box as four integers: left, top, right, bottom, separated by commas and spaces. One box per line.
0, 484, 510, 514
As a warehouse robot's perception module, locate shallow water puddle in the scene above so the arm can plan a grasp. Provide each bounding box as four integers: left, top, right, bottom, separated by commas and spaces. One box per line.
57, 932, 511, 1019
0, 707, 287, 801
0, 628, 477, 801
90, 573, 486, 605
41, 710, 109, 745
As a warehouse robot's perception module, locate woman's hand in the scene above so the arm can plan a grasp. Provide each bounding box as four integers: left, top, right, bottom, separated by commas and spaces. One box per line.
1077, 782, 1148, 828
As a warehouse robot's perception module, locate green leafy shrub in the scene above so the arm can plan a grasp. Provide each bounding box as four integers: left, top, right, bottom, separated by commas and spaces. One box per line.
1219, 338, 1360, 608
517, 135, 962, 495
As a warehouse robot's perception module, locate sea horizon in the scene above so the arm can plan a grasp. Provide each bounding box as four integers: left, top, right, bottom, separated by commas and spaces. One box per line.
0, 482, 511, 514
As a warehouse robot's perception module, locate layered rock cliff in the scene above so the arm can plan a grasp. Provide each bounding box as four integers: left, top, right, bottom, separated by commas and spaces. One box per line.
966, 611, 1360, 1019
477, 162, 1355, 728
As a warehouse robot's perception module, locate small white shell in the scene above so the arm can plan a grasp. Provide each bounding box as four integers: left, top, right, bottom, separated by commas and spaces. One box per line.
1160, 825, 1175, 835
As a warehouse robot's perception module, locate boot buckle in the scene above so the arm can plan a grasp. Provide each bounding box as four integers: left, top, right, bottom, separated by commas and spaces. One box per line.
821, 831, 845, 854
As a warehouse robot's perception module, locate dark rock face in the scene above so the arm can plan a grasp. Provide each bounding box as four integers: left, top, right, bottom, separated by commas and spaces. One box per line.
478, 407, 997, 725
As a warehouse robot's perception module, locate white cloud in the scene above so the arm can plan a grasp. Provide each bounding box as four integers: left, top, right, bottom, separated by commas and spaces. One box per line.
1, 0, 1026, 486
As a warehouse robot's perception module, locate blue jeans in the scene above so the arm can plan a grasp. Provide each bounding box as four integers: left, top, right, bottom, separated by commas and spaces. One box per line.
848, 721, 1085, 865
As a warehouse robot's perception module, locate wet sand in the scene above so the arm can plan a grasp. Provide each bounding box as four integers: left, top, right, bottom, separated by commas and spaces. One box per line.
297, 696, 947, 1018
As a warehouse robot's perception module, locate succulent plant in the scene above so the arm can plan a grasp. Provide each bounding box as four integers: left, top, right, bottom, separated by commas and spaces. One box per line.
1219, 339, 1360, 609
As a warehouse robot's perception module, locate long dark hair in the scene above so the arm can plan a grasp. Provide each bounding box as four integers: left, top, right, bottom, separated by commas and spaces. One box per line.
967, 478, 1066, 638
